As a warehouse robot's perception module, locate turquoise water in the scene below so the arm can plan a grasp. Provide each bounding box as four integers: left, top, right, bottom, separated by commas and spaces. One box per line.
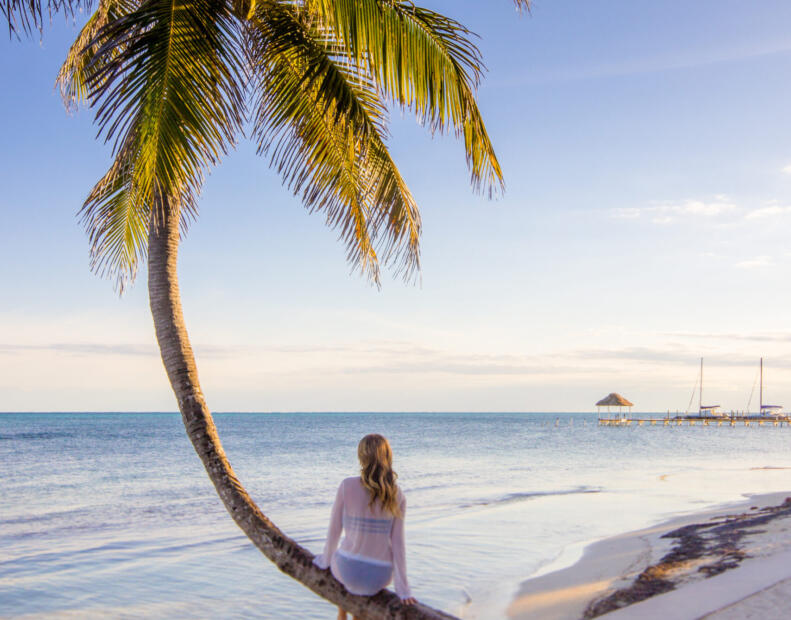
2, 412, 791, 619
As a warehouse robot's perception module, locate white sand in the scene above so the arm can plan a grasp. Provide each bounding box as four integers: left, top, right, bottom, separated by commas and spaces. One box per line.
705, 576, 791, 619
507, 492, 791, 620
602, 549, 791, 619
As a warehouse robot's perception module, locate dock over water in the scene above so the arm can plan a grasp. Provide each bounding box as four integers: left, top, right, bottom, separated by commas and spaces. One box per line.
598, 416, 791, 427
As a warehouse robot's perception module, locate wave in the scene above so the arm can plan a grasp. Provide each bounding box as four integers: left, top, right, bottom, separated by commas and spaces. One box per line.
406, 481, 469, 494
460, 486, 602, 509
0, 431, 73, 440
0, 534, 245, 577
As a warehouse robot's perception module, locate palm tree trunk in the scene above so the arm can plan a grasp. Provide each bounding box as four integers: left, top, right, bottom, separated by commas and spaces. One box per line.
147, 195, 457, 620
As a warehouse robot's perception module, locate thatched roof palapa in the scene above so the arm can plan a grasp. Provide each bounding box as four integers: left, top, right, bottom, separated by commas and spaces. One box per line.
596, 393, 634, 407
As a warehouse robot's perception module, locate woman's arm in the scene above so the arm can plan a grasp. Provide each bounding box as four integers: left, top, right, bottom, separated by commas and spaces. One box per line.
313, 480, 344, 569
391, 495, 412, 600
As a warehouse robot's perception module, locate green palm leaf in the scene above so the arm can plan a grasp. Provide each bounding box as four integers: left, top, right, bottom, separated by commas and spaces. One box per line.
68, 0, 245, 287
2, 0, 91, 35
80, 141, 149, 293
86, 0, 245, 214
56, 0, 134, 111
249, 3, 422, 283
304, 0, 505, 196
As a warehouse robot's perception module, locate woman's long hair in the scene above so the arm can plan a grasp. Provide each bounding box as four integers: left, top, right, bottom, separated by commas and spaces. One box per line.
358, 434, 401, 518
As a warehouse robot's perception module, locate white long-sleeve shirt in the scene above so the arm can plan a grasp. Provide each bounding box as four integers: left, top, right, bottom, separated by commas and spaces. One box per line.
313, 476, 411, 599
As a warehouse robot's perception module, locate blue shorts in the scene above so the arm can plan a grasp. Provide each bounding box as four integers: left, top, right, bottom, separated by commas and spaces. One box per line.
331, 550, 393, 596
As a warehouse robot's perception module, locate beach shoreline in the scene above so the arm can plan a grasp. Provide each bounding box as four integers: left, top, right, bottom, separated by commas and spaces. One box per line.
506, 491, 791, 620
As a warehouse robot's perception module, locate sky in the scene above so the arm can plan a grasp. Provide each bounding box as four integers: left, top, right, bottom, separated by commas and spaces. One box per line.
3, 0, 791, 412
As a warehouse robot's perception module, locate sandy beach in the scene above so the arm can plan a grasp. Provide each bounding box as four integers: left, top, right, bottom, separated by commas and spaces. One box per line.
507, 491, 791, 620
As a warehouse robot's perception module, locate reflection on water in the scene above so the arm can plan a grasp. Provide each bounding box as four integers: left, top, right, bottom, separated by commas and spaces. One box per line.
2, 412, 791, 619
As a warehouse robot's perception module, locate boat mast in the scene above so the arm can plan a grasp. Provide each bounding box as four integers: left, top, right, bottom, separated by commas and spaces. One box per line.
760, 357, 763, 415
699, 357, 703, 415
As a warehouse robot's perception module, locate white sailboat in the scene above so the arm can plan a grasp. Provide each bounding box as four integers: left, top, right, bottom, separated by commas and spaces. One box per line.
698, 357, 723, 417
687, 358, 723, 417
758, 358, 783, 417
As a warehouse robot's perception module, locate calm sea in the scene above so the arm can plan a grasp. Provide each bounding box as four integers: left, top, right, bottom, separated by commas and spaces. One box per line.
2, 412, 791, 619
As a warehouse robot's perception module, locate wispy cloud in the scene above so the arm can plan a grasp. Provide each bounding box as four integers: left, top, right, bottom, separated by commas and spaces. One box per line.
289, 344, 583, 378
569, 344, 791, 370
0, 342, 237, 358
735, 255, 773, 269
2, 339, 786, 385
667, 330, 791, 344
0, 343, 155, 356
611, 196, 791, 227
744, 204, 791, 220
287, 342, 784, 378
610, 197, 736, 224
572, 345, 692, 365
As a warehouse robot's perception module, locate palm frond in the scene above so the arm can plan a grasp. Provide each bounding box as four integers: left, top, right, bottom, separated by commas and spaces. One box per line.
80, 143, 149, 293
86, 0, 245, 212
81, 152, 201, 292
55, 0, 134, 111
248, 3, 422, 282
2, 0, 90, 36
304, 0, 504, 196
364, 129, 421, 279
74, 0, 245, 285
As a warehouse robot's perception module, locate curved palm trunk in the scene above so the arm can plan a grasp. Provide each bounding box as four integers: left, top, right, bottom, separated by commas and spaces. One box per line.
147, 197, 457, 620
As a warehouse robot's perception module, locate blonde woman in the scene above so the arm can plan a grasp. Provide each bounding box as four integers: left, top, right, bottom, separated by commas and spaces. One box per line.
314, 434, 416, 619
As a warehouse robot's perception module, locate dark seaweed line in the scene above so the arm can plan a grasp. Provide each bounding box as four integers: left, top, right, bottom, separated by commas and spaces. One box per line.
584, 496, 791, 618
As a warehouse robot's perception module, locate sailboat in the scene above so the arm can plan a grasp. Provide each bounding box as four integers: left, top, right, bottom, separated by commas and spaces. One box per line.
679, 358, 723, 418
696, 358, 724, 417
758, 358, 783, 417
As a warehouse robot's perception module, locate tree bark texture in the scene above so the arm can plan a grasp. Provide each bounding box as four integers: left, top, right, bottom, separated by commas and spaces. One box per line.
147, 196, 457, 620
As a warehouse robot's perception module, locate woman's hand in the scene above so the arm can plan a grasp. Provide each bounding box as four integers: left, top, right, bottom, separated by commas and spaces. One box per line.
402, 597, 417, 605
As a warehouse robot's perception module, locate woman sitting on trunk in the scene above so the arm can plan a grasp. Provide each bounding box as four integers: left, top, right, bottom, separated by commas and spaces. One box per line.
314, 433, 416, 619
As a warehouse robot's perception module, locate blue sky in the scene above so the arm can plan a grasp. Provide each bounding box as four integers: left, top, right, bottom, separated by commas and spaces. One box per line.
3, 0, 791, 412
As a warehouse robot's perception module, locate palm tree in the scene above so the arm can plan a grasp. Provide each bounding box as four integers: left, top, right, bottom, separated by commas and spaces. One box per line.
8, 1, 529, 617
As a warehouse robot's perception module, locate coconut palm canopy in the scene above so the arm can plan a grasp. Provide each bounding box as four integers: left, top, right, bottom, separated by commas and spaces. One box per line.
596, 393, 634, 407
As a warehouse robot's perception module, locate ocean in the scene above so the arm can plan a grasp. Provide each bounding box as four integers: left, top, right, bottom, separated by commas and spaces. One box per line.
2, 412, 791, 619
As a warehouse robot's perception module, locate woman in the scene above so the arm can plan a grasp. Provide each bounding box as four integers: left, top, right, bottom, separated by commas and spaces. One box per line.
314, 434, 416, 619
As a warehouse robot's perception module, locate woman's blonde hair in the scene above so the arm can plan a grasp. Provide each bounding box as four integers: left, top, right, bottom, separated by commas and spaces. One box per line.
358, 434, 401, 518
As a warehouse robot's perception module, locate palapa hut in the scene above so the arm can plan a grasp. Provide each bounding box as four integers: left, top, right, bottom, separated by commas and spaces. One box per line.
596, 393, 634, 420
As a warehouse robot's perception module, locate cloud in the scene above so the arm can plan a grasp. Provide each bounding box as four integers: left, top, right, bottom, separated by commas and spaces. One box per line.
307, 342, 772, 378
3, 338, 787, 387
651, 215, 674, 225
0, 342, 238, 358
610, 207, 641, 219
610, 197, 737, 224
303, 345, 584, 377
570, 344, 791, 369
735, 255, 773, 269
339, 360, 586, 377
744, 205, 791, 219
612, 197, 791, 226
666, 330, 791, 344
783, 164, 791, 175
0, 343, 155, 356
570, 345, 694, 365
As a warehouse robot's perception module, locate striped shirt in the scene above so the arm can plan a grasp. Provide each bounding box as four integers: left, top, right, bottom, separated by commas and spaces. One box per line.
313, 476, 411, 599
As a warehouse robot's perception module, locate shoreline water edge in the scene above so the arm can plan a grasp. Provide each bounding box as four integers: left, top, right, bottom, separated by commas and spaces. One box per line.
506, 491, 791, 620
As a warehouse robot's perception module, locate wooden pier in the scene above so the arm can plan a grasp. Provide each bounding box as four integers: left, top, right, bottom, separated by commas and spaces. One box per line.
598, 416, 791, 427
594, 359, 789, 429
